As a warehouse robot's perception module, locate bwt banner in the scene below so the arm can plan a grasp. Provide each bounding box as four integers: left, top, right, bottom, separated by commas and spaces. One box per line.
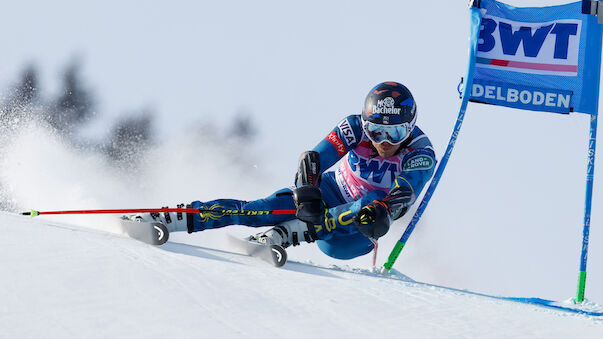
470, 0, 603, 114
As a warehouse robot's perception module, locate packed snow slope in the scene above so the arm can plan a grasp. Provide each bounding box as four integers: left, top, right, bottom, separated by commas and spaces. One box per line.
1, 212, 602, 338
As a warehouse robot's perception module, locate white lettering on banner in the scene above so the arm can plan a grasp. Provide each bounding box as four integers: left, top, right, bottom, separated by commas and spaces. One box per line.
496, 87, 505, 100
545, 93, 556, 107
558, 93, 570, 108
472, 84, 571, 109
520, 91, 531, 104
533, 92, 544, 105
507, 88, 519, 102
485, 86, 496, 99
508, 89, 519, 102
473, 85, 484, 97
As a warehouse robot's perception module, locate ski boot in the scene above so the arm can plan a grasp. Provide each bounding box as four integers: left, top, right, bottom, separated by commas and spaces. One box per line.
249, 219, 318, 248
243, 219, 316, 267
126, 204, 190, 234
121, 204, 190, 245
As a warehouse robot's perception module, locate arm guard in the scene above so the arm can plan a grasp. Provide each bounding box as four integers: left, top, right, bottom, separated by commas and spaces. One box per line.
293, 151, 325, 225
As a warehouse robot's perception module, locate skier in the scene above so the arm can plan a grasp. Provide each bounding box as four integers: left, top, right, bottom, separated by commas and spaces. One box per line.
133, 81, 436, 260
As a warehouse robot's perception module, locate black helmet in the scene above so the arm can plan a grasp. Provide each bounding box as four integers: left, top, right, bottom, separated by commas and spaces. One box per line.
361, 82, 417, 144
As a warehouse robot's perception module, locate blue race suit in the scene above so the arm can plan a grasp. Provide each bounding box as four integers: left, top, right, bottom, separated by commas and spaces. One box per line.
188, 115, 436, 259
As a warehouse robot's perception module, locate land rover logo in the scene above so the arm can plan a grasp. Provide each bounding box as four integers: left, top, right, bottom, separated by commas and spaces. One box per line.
403, 155, 434, 171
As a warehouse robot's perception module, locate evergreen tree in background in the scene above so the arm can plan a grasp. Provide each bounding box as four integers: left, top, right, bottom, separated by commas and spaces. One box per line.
229, 111, 257, 143
0, 61, 260, 168
1, 65, 39, 123
47, 60, 95, 138
13, 65, 38, 109
106, 111, 154, 162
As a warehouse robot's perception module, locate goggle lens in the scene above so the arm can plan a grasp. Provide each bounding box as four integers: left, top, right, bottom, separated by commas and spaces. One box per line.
363, 121, 409, 145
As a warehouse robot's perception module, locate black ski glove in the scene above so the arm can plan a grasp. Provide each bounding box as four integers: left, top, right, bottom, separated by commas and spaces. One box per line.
293, 186, 326, 225
354, 201, 390, 239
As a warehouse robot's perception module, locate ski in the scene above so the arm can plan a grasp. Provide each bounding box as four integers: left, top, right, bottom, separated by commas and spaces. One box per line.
228, 235, 287, 267
119, 217, 169, 245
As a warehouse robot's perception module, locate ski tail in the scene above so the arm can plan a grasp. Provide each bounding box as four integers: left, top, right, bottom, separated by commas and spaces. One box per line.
120, 217, 169, 245
227, 235, 287, 267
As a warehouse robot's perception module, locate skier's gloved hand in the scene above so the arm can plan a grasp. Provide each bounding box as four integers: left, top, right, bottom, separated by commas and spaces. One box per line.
354, 200, 390, 239
382, 180, 415, 220
293, 150, 325, 225
293, 185, 326, 225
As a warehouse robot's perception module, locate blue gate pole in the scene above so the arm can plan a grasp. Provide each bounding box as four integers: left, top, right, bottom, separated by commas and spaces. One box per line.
576, 114, 598, 303
382, 6, 482, 272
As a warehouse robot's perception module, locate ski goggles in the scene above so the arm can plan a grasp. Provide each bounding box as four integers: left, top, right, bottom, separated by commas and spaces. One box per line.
362, 120, 411, 145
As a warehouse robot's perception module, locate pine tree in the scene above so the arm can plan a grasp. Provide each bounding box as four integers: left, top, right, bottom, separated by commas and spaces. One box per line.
1, 65, 39, 121
106, 111, 154, 162
48, 60, 95, 137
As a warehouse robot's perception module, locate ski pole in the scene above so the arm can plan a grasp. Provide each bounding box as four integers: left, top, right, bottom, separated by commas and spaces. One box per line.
21, 208, 297, 217
382, 5, 482, 273
370, 238, 378, 268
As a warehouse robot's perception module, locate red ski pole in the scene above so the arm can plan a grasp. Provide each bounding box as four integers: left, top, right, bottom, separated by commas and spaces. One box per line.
21, 207, 297, 217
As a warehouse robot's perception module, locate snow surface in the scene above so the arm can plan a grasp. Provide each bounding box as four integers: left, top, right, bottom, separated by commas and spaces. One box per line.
1, 212, 602, 338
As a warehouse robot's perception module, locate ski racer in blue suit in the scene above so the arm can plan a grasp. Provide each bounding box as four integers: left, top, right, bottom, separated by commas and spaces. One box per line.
138, 82, 436, 260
